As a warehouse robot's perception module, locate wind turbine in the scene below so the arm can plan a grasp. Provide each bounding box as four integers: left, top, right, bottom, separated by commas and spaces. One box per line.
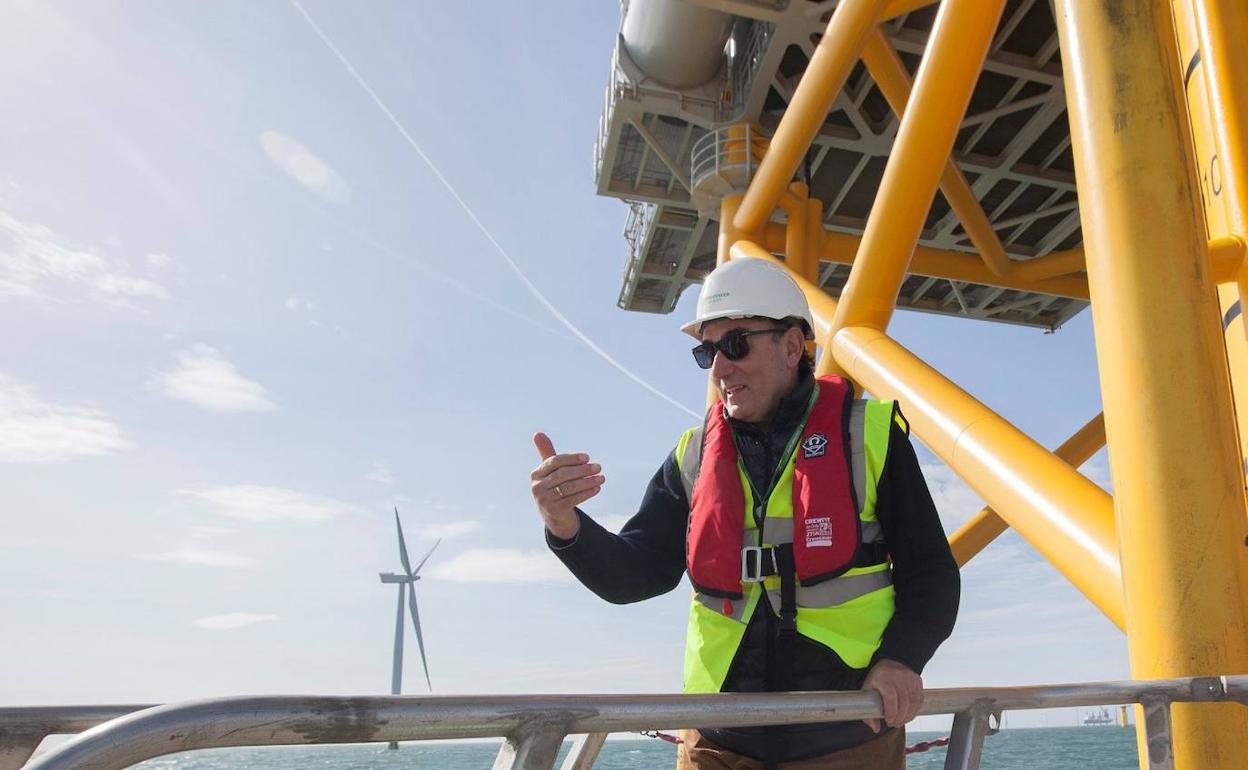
379, 508, 438, 701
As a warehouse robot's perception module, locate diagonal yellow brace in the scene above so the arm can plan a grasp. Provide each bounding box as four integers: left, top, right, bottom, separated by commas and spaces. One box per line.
949, 413, 1106, 566
831, 324, 1123, 628
826, 0, 1007, 348
861, 28, 1014, 278
882, 0, 939, 21
732, 238, 1124, 629
733, 0, 889, 236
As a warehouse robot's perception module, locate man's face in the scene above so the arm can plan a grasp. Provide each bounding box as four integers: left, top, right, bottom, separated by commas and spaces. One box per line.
699, 317, 803, 424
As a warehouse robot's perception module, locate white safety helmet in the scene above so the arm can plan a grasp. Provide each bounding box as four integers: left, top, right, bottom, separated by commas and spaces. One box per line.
681, 257, 815, 340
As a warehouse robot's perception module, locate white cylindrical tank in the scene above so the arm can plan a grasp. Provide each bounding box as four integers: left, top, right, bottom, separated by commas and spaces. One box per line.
621, 0, 733, 89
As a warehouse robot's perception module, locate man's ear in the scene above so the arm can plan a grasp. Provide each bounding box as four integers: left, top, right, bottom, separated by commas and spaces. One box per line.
785, 327, 806, 365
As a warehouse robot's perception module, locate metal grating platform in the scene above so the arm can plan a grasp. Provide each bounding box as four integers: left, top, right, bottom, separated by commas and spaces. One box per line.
594, 0, 1087, 330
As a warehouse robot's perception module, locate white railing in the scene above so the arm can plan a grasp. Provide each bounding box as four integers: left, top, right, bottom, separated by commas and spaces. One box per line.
4, 676, 1247, 770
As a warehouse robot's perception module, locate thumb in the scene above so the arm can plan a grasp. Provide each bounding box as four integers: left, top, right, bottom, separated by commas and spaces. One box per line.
862, 718, 880, 734
533, 432, 556, 460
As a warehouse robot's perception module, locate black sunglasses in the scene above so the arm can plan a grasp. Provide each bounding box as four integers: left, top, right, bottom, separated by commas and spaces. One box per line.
691, 327, 787, 369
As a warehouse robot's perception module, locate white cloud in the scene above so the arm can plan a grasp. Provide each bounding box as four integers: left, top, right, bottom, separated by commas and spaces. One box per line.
141, 545, 255, 568
425, 548, 572, 583
193, 613, 279, 630
367, 461, 394, 484
146, 252, 172, 268
0, 208, 169, 305
919, 462, 986, 531
284, 295, 316, 311
417, 521, 482, 540
180, 484, 358, 522
189, 526, 237, 538
153, 345, 276, 413
414, 519, 481, 536
259, 131, 351, 204
0, 375, 130, 462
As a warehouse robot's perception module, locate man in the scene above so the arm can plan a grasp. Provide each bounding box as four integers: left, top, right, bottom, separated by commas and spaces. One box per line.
531, 257, 959, 769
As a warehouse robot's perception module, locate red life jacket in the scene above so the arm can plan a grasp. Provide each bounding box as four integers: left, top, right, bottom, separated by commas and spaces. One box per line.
686, 376, 860, 598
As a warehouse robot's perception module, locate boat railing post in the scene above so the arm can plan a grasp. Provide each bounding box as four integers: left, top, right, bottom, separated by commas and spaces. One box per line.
491, 722, 568, 770
558, 733, 607, 770
1138, 694, 1176, 770
941, 701, 995, 770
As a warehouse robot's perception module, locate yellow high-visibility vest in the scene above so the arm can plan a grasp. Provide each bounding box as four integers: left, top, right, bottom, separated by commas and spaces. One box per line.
675, 399, 905, 694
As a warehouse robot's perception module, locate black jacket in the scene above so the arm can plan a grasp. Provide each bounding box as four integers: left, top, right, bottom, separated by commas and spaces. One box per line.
548, 374, 960, 760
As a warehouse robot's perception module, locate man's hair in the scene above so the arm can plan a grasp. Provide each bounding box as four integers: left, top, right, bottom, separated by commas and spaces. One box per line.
775, 317, 815, 377
797, 347, 815, 377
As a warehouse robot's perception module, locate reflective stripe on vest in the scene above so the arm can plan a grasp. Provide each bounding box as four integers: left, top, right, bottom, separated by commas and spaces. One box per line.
675, 396, 903, 693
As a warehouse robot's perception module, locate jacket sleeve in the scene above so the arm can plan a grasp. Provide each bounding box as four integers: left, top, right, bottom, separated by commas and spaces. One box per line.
871, 418, 961, 674
545, 450, 689, 604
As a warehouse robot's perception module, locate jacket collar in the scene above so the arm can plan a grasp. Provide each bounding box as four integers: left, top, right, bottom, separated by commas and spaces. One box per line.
726, 369, 814, 436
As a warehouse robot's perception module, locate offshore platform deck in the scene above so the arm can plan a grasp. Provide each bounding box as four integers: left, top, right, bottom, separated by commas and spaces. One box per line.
596, 0, 1087, 329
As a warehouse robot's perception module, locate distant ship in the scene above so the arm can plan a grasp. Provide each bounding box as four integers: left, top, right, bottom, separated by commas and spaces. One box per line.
1082, 707, 1115, 726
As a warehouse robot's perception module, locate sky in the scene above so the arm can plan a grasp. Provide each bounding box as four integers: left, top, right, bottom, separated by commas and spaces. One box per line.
0, 0, 1125, 736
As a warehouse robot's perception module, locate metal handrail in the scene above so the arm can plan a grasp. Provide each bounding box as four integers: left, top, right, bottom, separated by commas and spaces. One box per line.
689, 124, 770, 212
618, 200, 657, 308
6, 677, 1248, 770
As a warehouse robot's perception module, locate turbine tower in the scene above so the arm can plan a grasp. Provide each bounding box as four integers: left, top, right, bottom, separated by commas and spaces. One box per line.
379, 508, 438, 700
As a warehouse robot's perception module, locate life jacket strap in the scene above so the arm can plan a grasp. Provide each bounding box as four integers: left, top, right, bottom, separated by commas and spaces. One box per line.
742, 543, 888, 583
773, 544, 799, 672
741, 545, 780, 582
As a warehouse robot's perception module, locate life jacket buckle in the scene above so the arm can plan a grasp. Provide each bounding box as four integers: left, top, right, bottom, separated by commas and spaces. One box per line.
740, 545, 776, 583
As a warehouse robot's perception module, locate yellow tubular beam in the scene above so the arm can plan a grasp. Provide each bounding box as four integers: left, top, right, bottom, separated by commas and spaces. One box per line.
948, 508, 1009, 567
949, 413, 1106, 566
831, 325, 1124, 627
1209, 235, 1247, 283
763, 225, 1092, 298
732, 0, 888, 236
828, 0, 1007, 338
711, 196, 746, 409
717, 195, 744, 265
860, 28, 1014, 278
822, 231, 1090, 300
1055, 1, 1248, 767
1193, 0, 1248, 237
731, 237, 1124, 628
802, 197, 824, 284
1010, 249, 1087, 282
881, 0, 939, 21
779, 184, 809, 278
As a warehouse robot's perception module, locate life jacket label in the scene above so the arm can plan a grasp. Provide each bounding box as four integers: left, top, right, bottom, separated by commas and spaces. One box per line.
805, 516, 833, 547
801, 432, 828, 459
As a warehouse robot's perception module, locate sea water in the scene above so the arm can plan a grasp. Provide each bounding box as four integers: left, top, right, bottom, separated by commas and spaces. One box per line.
127, 727, 1139, 769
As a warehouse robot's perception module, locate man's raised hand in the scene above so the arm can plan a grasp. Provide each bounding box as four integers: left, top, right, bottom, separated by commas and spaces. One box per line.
530, 432, 605, 540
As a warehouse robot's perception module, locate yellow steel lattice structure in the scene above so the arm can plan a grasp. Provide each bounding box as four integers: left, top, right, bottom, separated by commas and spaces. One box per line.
598, 0, 1248, 767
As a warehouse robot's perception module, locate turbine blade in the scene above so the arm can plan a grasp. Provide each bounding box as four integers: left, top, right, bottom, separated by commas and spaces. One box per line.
391, 583, 405, 695
407, 585, 432, 691
412, 538, 440, 575
394, 507, 413, 575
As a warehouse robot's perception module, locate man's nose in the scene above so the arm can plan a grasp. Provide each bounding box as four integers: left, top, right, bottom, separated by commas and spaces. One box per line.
709, 346, 734, 378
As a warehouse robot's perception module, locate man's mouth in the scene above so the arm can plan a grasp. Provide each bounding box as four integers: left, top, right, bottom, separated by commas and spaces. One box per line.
724, 385, 746, 397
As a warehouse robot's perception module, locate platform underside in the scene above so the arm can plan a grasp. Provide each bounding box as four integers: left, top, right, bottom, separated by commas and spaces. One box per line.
596, 0, 1085, 330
